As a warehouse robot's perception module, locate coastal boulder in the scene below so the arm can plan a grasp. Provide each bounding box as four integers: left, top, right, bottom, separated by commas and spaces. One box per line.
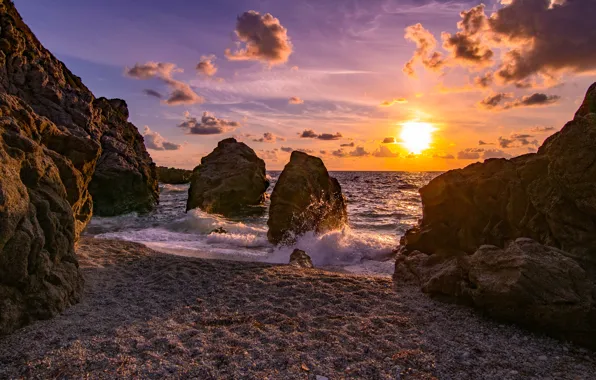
289, 249, 314, 268
397, 82, 596, 347
186, 138, 268, 215
89, 98, 159, 216
156, 166, 192, 184
267, 151, 347, 245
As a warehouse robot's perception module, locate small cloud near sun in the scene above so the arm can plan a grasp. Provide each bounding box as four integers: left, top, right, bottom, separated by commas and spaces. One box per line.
288, 96, 304, 104
380, 98, 408, 107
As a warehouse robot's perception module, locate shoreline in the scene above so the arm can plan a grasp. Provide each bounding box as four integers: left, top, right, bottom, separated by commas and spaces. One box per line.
0, 237, 594, 379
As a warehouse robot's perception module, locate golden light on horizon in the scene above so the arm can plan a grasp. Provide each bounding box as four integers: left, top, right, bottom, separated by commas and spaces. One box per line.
400, 121, 435, 154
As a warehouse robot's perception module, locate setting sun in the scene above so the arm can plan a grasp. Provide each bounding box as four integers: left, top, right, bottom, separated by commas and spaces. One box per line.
399, 121, 435, 154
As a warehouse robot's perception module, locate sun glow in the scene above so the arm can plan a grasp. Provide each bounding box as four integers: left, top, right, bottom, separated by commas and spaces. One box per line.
399, 121, 435, 154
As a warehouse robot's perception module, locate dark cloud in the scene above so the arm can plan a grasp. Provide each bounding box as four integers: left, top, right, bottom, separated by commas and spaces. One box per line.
296, 148, 314, 154
503, 93, 561, 109
529, 126, 556, 133
381, 137, 396, 144
373, 146, 400, 158
125, 62, 204, 106
143, 89, 162, 98
196, 55, 218, 77
340, 142, 355, 147
299, 130, 342, 140
178, 112, 240, 135
457, 148, 484, 160
498, 133, 538, 148
143, 126, 182, 151
433, 152, 455, 159
478, 92, 513, 109
474, 72, 493, 88
478, 140, 494, 145
332, 146, 369, 157
225, 11, 293, 65
280, 146, 293, 153
253, 132, 285, 143
483, 148, 512, 159
319, 150, 327, 155
403, 23, 446, 77
288, 96, 304, 104
441, 5, 493, 66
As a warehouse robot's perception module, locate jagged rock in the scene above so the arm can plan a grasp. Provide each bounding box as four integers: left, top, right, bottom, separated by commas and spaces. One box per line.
210, 227, 227, 234
186, 138, 268, 216
156, 166, 192, 184
88, 98, 159, 216
398, 83, 596, 348
289, 249, 314, 268
0, 1, 157, 334
394, 239, 596, 346
267, 151, 347, 245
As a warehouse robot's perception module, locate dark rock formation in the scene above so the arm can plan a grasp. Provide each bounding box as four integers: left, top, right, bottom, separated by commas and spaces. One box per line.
289, 249, 314, 268
156, 166, 192, 184
267, 151, 347, 245
0, 1, 157, 334
89, 98, 159, 216
186, 138, 268, 216
397, 83, 596, 347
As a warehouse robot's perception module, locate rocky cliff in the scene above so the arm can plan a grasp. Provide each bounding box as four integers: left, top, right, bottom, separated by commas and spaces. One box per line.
0, 0, 157, 334
156, 166, 192, 184
397, 83, 596, 347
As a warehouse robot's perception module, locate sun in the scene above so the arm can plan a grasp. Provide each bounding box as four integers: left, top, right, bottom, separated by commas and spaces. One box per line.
399, 121, 435, 154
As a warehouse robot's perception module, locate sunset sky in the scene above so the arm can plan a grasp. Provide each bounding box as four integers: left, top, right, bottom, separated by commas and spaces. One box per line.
15, 0, 595, 171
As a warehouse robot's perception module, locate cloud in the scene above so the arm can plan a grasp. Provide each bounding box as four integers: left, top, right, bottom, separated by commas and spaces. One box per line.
477, 92, 513, 109
433, 152, 455, 159
382, 137, 396, 144
373, 146, 400, 158
253, 132, 285, 143
457, 148, 484, 160
340, 142, 355, 147
196, 55, 218, 77
498, 133, 538, 148
225, 11, 293, 65
178, 112, 240, 135
333, 146, 369, 157
502, 93, 561, 109
258, 149, 280, 161
319, 150, 327, 155
403, 23, 446, 77
125, 62, 204, 105
380, 98, 408, 107
441, 5, 494, 66
280, 146, 293, 153
529, 126, 556, 133
296, 148, 314, 154
474, 72, 493, 88
483, 148, 512, 159
288, 96, 304, 104
143, 89, 162, 98
299, 129, 342, 140
143, 126, 181, 151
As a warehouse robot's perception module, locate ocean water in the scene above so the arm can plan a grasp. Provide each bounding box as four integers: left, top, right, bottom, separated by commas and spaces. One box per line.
84, 172, 439, 276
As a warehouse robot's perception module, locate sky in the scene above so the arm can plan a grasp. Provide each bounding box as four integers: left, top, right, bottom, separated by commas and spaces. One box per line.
15, 0, 596, 171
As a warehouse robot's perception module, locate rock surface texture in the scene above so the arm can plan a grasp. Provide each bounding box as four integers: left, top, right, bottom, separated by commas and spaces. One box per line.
0, 1, 157, 334
89, 98, 158, 216
156, 166, 192, 184
289, 249, 314, 268
396, 83, 596, 347
268, 151, 347, 245
186, 138, 268, 216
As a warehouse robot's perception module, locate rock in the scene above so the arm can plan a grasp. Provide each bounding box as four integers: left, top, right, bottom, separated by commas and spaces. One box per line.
210, 227, 227, 234
88, 97, 159, 216
289, 249, 314, 268
0, 2, 158, 334
186, 138, 268, 216
267, 151, 347, 245
156, 166, 192, 184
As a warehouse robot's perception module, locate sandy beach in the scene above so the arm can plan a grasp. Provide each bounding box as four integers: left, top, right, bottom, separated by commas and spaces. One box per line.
0, 238, 593, 379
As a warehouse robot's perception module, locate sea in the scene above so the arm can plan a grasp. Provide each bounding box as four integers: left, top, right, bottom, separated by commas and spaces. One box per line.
84, 172, 439, 276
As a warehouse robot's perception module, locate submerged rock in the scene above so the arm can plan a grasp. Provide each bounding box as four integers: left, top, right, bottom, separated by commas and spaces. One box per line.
186, 138, 268, 216
289, 249, 314, 268
89, 98, 159, 216
397, 82, 596, 347
156, 166, 192, 184
267, 151, 347, 245
0, 2, 158, 334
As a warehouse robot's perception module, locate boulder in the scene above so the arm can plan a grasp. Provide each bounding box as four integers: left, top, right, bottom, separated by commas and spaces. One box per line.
186, 138, 268, 215
0, 1, 157, 334
289, 249, 314, 268
267, 151, 347, 245
397, 82, 596, 347
156, 166, 192, 184
394, 239, 596, 346
89, 98, 159, 216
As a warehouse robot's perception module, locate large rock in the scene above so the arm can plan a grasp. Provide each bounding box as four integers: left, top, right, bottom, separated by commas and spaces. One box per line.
156, 166, 192, 184
267, 151, 347, 245
395, 239, 596, 346
89, 98, 159, 216
397, 83, 596, 347
0, 1, 157, 334
186, 138, 268, 215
